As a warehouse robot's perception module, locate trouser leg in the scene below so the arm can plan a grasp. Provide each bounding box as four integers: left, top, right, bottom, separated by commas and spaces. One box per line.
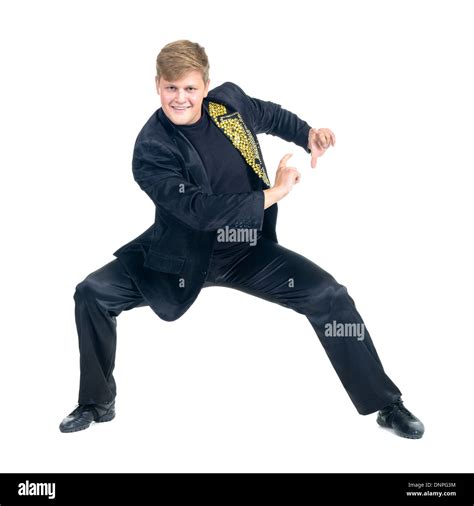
73, 258, 147, 404
206, 237, 402, 415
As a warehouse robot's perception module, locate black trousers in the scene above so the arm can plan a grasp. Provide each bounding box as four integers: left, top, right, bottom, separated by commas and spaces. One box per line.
74, 236, 402, 415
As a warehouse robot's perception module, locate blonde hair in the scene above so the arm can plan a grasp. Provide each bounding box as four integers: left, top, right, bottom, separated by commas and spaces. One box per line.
156, 40, 210, 83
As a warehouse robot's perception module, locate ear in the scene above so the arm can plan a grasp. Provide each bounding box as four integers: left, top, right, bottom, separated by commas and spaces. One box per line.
203, 79, 210, 98
155, 75, 160, 95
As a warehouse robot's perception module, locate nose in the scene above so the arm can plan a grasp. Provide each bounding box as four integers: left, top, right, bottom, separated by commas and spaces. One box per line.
175, 88, 187, 103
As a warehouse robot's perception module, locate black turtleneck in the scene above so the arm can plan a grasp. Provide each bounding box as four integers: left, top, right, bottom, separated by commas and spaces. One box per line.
175, 105, 262, 195
175, 105, 264, 249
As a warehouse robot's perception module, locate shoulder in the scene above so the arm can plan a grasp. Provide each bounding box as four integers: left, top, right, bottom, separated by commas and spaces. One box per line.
208, 81, 248, 99
132, 110, 179, 164
135, 110, 165, 142
207, 81, 257, 125
134, 109, 178, 158
207, 81, 255, 108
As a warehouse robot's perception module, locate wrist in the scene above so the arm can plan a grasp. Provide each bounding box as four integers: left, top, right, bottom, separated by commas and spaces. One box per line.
278, 185, 289, 198
263, 186, 285, 209
270, 185, 286, 200
307, 129, 312, 151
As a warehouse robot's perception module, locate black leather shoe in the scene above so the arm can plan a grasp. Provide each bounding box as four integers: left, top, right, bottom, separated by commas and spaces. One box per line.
377, 399, 424, 439
59, 401, 115, 433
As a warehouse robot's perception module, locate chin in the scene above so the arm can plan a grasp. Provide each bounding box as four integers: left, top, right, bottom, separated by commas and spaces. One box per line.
167, 109, 192, 123
173, 116, 192, 125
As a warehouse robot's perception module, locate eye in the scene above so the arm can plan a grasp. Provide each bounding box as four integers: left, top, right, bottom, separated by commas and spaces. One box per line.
167, 86, 176, 90
187, 87, 196, 91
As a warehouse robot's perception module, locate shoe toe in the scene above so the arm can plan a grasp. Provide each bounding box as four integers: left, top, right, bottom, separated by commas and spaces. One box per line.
59, 410, 94, 433
392, 412, 425, 439
59, 402, 115, 433
377, 402, 425, 439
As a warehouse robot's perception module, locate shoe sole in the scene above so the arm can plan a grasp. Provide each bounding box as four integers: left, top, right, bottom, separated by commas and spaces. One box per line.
59, 412, 115, 433
376, 417, 423, 439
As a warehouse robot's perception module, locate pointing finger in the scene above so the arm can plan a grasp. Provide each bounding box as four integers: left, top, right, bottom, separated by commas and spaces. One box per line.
279, 153, 293, 166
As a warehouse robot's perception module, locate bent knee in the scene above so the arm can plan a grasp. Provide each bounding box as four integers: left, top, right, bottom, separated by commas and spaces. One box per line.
303, 280, 350, 314
74, 276, 102, 302
327, 282, 358, 317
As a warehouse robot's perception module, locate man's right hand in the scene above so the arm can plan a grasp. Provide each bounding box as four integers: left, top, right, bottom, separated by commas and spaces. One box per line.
263, 153, 301, 209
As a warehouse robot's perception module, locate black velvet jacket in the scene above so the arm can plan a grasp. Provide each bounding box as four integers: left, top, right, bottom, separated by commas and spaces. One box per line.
113, 82, 312, 321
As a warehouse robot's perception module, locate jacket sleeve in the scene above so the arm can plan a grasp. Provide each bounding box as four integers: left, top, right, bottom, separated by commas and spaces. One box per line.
231, 83, 312, 153
133, 139, 265, 232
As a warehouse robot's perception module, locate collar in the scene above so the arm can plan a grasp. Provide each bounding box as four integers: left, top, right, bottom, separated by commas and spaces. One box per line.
157, 98, 214, 138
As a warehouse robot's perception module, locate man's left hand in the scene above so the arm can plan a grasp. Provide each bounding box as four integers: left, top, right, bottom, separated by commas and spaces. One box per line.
308, 128, 336, 168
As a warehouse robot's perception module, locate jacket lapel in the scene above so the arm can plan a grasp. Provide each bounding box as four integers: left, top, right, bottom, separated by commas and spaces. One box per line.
205, 101, 271, 188
157, 108, 212, 194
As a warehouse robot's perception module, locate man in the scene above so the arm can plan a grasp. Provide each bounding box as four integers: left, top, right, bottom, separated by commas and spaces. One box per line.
60, 40, 424, 439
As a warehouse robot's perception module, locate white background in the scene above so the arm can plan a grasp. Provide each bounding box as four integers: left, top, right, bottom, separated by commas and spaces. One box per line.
0, 0, 473, 473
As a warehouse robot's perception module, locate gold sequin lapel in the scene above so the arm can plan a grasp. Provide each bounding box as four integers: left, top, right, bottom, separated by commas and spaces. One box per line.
207, 101, 271, 187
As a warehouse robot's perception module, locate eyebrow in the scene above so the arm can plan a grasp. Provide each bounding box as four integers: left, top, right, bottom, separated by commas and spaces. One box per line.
164, 82, 198, 87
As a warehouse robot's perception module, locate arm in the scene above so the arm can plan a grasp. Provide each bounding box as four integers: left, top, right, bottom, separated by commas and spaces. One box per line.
250, 95, 336, 168
133, 139, 265, 232
223, 82, 311, 150
246, 95, 312, 153
230, 83, 336, 168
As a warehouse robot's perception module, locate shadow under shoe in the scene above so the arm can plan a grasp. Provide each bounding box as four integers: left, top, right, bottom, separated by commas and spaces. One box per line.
59, 401, 115, 433
377, 399, 424, 439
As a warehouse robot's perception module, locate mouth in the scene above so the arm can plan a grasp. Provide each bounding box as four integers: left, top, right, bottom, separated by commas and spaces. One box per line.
171, 106, 191, 112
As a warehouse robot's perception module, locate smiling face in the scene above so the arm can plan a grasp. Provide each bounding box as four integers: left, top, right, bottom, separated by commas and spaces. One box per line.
156, 70, 210, 126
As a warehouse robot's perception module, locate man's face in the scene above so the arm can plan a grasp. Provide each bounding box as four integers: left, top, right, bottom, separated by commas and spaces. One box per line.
156, 70, 210, 126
